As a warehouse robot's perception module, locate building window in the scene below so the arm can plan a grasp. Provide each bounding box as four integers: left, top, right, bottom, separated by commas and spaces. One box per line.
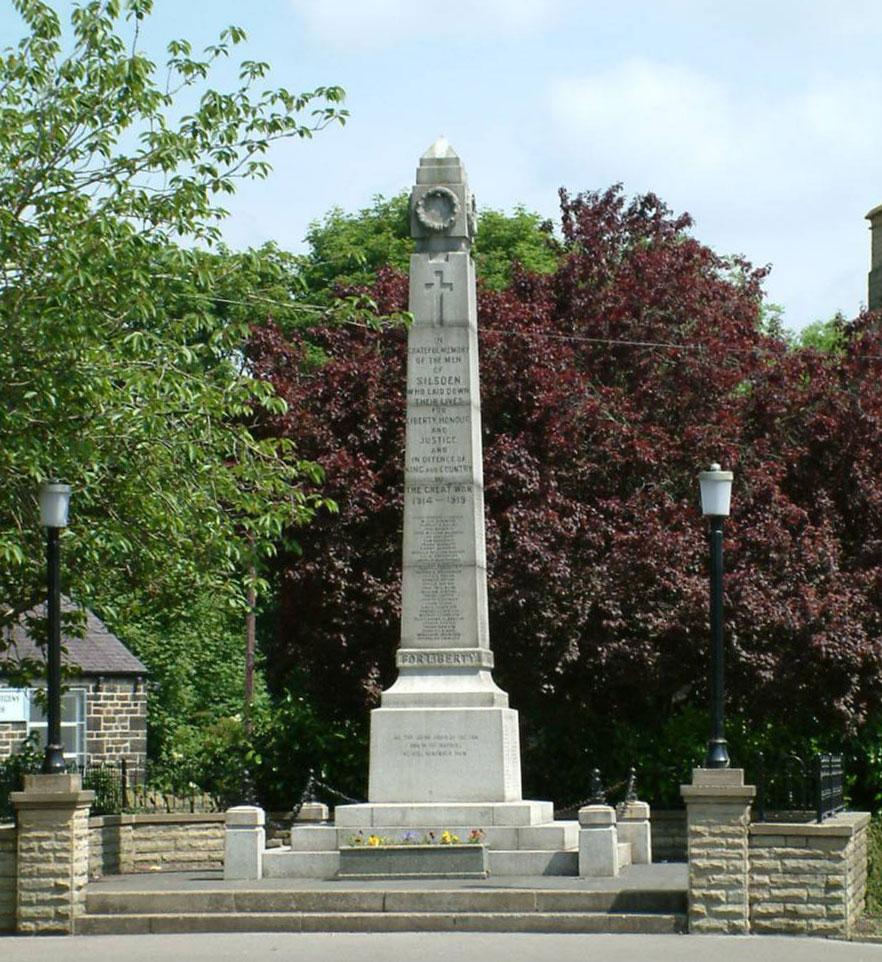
27, 688, 87, 768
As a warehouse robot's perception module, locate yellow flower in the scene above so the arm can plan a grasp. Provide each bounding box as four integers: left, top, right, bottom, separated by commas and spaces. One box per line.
440, 830, 458, 845
368, 835, 381, 846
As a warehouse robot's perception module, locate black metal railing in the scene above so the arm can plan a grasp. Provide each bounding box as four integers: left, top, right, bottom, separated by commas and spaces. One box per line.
753, 752, 845, 823
2, 751, 222, 819
76, 759, 221, 815
816, 753, 845, 822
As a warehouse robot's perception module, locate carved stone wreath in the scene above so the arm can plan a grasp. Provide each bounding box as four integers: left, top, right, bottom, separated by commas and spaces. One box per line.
415, 187, 460, 232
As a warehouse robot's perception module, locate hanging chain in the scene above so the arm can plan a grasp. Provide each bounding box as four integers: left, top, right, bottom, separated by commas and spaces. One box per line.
555, 767, 638, 818
291, 769, 364, 819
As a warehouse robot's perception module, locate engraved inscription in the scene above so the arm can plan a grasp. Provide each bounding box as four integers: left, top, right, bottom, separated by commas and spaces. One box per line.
503, 713, 521, 796
406, 483, 472, 512
407, 335, 470, 405
397, 648, 493, 669
407, 408, 472, 478
412, 516, 466, 563
415, 565, 462, 643
393, 732, 479, 759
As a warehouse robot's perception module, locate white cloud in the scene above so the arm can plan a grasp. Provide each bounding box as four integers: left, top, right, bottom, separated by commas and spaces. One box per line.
546, 60, 882, 326
288, 0, 562, 49
550, 61, 735, 180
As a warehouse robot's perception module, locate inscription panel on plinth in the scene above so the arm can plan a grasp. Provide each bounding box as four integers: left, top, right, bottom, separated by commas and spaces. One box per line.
369, 707, 522, 802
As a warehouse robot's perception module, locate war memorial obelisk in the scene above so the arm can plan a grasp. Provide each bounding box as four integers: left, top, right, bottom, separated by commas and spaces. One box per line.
366, 136, 522, 804
334, 139, 561, 838
273, 142, 579, 877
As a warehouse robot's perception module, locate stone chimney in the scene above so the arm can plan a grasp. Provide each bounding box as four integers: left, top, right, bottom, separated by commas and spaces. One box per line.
866, 204, 882, 311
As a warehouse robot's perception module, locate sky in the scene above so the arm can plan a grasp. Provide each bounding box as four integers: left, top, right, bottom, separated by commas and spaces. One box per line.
3, 0, 881, 332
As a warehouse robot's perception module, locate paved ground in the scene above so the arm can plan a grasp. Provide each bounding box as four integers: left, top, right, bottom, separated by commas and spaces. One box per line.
4, 931, 882, 962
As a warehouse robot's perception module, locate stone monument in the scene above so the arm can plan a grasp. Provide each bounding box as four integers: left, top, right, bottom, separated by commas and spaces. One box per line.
264, 140, 594, 876
366, 135, 520, 804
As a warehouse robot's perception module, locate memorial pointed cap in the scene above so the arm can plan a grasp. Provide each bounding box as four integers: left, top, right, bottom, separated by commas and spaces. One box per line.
421, 135, 457, 159
416, 135, 468, 186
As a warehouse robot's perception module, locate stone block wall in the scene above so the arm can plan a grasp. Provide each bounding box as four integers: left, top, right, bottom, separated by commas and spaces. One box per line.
89, 813, 225, 875
0, 823, 15, 932
651, 809, 687, 861
749, 813, 870, 938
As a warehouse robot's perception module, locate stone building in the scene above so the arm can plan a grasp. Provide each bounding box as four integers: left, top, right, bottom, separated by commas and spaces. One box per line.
867, 203, 882, 311
0, 601, 147, 773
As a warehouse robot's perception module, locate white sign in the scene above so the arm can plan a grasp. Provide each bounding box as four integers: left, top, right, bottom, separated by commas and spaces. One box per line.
0, 689, 27, 722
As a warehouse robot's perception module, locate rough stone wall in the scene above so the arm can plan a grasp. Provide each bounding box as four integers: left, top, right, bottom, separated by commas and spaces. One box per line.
0, 824, 15, 932
89, 813, 225, 875
0, 677, 147, 772
266, 811, 295, 849
650, 809, 687, 861
869, 268, 882, 312
0, 722, 28, 759
846, 816, 869, 928
749, 814, 870, 938
85, 678, 147, 772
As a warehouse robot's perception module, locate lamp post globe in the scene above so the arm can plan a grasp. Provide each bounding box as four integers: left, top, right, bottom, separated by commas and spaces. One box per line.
38, 482, 71, 775
698, 464, 732, 770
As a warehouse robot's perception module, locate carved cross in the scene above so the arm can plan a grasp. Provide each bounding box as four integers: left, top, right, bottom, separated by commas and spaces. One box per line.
425, 269, 454, 323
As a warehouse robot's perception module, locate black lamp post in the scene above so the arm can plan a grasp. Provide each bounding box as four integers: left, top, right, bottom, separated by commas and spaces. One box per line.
699, 463, 733, 770
38, 481, 71, 775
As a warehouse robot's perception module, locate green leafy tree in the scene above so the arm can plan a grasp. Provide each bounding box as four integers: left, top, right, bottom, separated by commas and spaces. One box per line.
0, 0, 346, 637
796, 315, 847, 353
473, 206, 559, 289
298, 192, 560, 302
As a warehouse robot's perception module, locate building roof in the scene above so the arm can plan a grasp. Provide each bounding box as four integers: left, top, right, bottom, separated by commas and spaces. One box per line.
2, 598, 148, 677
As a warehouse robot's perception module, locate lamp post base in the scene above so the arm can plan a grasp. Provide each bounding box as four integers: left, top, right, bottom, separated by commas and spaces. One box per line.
42, 744, 66, 775
704, 738, 730, 769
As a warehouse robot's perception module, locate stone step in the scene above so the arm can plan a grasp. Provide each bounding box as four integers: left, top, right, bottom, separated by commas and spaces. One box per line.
291, 821, 579, 852
263, 848, 339, 878
85, 886, 686, 916
262, 846, 582, 878
76, 910, 686, 936
487, 849, 578, 876
334, 800, 555, 829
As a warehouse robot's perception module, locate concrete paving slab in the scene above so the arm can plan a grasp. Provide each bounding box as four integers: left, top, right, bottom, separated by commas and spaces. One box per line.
4, 931, 882, 962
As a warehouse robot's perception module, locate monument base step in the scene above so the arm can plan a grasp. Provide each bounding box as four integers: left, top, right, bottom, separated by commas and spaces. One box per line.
290, 820, 578, 853
76, 909, 685, 935
78, 875, 688, 934
334, 799, 554, 829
